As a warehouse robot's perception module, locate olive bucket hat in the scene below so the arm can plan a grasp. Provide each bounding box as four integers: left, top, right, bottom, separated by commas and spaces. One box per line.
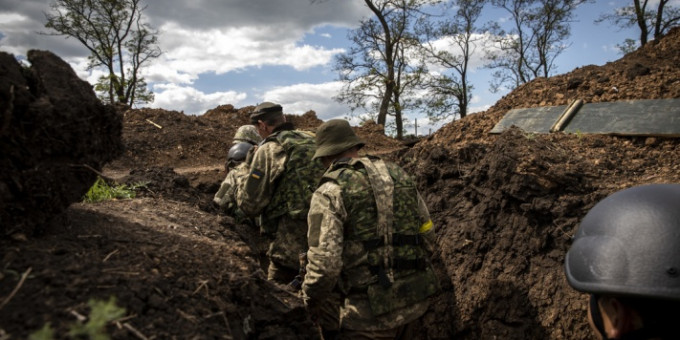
313, 119, 364, 160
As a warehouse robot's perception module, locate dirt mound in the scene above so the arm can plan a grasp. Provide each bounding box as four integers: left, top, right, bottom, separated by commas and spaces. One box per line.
0, 198, 316, 339
107, 107, 236, 170
355, 120, 407, 156
426, 26, 680, 147
109, 105, 398, 171
3, 27, 680, 340
0, 50, 123, 236
401, 27, 680, 339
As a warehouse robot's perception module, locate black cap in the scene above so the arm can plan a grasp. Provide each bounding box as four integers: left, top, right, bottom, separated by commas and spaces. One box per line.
250, 102, 283, 124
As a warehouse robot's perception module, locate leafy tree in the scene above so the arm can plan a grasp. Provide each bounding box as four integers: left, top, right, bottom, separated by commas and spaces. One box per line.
596, 0, 680, 53
44, 0, 161, 106
332, 0, 439, 139
485, 0, 589, 91
418, 0, 486, 120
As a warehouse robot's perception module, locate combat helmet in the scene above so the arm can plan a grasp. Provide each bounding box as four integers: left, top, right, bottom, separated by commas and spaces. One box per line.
225, 142, 254, 170
565, 183, 680, 301
233, 125, 262, 145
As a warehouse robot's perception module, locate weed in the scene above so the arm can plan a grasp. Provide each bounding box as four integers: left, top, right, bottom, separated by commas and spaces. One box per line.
69, 297, 126, 340
82, 177, 147, 203
28, 297, 126, 340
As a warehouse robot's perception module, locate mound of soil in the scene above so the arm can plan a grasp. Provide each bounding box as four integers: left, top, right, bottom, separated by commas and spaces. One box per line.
1, 198, 316, 339
2, 27, 680, 340
0, 50, 123, 236
402, 26, 680, 339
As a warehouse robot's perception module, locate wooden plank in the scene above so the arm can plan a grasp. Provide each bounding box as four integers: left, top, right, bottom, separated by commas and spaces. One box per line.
563, 98, 680, 136
490, 106, 567, 134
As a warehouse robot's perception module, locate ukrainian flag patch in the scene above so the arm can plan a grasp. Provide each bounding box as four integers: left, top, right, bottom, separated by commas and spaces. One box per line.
250, 170, 263, 180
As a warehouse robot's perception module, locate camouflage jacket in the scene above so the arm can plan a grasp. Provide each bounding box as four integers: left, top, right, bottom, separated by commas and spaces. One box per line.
214, 162, 249, 210
302, 156, 437, 331
236, 123, 325, 269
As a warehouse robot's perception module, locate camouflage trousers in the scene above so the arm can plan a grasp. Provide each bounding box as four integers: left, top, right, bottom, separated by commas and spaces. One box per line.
264, 215, 307, 284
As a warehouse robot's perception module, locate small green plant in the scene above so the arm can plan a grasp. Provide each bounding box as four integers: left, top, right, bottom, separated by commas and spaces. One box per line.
28, 297, 126, 340
83, 177, 146, 203
574, 129, 584, 139
69, 297, 126, 340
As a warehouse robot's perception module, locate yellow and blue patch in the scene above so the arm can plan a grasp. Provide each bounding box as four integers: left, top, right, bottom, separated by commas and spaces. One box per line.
250, 170, 263, 180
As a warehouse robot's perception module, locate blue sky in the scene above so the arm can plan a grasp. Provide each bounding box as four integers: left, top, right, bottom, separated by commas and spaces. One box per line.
0, 0, 671, 135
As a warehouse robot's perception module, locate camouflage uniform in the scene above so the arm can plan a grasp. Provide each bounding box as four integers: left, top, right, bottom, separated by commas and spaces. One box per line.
213, 162, 249, 211
302, 156, 438, 333
237, 122, 325, 282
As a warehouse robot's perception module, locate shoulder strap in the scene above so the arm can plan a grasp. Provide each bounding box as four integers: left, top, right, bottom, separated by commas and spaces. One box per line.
353, 157, 395, 286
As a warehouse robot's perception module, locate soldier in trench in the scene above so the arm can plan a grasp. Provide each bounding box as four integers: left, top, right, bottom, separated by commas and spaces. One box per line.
213, 125, 262, 222
302, 119, 439, 339
565, 183, 680, 340
236, 102, 325, 284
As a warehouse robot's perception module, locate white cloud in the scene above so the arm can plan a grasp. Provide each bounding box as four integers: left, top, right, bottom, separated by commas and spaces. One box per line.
424, 32, 498, 74
148, 83, 248, 115
149, 22, 344, 85
145, 0, 369, 31
262, 81, 350, 121
0, 7, 88, 58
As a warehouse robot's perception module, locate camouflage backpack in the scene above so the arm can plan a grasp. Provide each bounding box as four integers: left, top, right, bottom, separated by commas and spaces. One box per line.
261, 130, 325, 234
322, 156, 439, 316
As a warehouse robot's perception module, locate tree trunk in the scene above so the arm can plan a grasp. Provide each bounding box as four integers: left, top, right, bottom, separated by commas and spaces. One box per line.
634, 0, 649, 46
654, 0, 667, 39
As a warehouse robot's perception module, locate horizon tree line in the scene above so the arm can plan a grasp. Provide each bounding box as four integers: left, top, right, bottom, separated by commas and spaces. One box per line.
43, 0, 678, 138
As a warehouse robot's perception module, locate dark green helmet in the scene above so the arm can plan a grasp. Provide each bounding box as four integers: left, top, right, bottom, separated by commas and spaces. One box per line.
565, 183, 680, 301
313, 119, 364, 159
226, 142, 253, 169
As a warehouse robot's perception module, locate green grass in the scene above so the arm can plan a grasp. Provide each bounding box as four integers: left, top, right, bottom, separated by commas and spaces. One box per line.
29, 297, 126, 340
82, 177, 147, 203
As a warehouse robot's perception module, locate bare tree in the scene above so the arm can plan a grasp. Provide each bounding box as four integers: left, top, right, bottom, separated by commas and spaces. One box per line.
332, 0, 439, 139
485, 0, 589, 91
418, 0, 485, 120
44, 0, 161, 106
596, 0, 680, 53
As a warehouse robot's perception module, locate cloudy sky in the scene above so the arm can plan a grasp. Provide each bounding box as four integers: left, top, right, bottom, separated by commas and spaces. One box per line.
0, 0, 660, 135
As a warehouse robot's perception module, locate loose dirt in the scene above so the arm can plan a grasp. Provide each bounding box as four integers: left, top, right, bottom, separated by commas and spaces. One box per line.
2, 28, 680, 340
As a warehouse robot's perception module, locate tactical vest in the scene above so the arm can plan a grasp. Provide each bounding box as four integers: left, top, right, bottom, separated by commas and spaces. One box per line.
321, 156, 439, 316
261, 129, 325, 233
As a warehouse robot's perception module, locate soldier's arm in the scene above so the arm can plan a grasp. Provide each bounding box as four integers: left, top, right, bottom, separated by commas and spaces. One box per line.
236, 142, 286, 217
302, 181, 346, 306
222, 164, 249, 209
213, 175, 231, 206
416, 190, 435, 255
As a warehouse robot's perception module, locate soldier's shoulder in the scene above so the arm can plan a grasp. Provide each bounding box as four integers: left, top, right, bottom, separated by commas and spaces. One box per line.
256, 140, 284, 154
